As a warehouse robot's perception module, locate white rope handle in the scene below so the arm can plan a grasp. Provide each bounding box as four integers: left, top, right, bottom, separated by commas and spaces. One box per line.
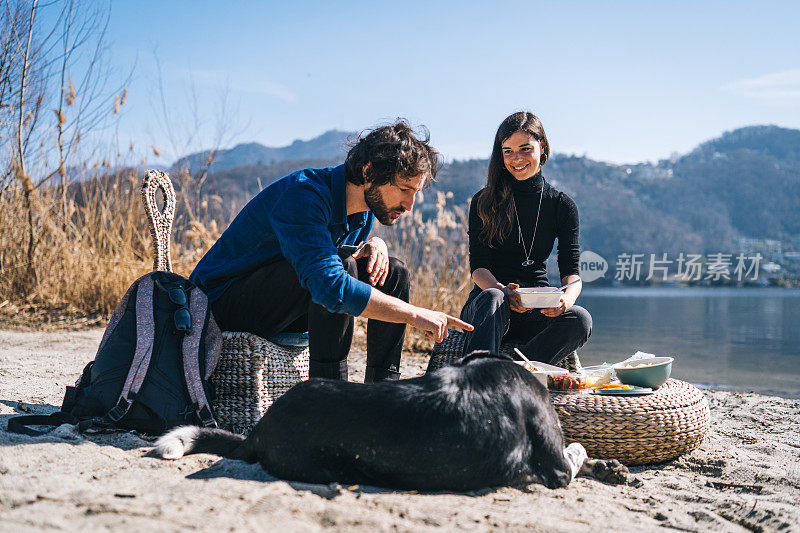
142, 169, 176, 272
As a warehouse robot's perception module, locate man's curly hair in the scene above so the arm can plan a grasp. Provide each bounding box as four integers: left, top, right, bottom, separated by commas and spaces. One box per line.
344, 119, 440, 188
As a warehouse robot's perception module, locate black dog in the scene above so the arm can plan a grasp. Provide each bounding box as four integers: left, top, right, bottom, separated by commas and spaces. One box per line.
155, 351, 627, 491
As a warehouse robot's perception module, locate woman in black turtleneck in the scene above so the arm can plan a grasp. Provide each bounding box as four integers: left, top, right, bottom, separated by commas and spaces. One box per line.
459, 112, 591, 367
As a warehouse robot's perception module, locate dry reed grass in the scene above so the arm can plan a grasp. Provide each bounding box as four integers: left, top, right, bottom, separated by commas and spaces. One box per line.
1, 174, 470, 352
0, 169, 221, 318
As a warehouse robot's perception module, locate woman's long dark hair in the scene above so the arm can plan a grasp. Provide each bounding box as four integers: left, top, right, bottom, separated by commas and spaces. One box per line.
476, 111, 550, 247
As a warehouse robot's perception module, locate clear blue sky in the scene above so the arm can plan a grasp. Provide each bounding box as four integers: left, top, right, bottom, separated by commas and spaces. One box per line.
74, 1, 800, 164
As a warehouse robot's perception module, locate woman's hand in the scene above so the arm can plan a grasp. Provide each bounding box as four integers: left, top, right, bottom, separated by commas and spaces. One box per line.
541, 276, 581, 317
502, 283, 529, 313
540, 294, 575, 317
352, 237, 389, 286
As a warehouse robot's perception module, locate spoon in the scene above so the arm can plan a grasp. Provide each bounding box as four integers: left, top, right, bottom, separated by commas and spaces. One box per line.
559, 278, 581, 291
513, 347, 535, 368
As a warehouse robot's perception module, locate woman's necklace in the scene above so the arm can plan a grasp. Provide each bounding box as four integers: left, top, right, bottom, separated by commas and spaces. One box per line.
511, 184, 544, 267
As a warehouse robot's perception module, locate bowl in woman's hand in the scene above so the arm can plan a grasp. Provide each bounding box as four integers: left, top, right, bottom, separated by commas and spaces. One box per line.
515, 287, 563, 308
612, 357, 674, 389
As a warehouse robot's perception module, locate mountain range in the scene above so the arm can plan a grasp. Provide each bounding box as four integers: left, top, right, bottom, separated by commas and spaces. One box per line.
172, 130, 352, 173
176, 125, 800, 273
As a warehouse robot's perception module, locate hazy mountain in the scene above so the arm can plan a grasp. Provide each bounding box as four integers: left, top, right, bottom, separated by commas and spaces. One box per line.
178, 125, 800, 271
653, 125, 800, 241
200, 158, 340, 203
172, 129, 353, 173
428, 125, 800, 261
691, 125, 800, 167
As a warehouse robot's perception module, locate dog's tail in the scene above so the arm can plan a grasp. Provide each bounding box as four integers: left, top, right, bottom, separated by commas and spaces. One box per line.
154, 426, 248, 461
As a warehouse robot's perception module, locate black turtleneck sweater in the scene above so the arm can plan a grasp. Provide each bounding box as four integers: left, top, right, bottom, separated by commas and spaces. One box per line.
467, 172, 580, 287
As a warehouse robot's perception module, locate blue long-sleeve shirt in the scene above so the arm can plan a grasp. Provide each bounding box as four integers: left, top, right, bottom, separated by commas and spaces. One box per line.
189, 165, 374, 316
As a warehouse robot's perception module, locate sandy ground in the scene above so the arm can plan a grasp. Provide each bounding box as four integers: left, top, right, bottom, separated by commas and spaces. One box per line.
1, 328, 799, 532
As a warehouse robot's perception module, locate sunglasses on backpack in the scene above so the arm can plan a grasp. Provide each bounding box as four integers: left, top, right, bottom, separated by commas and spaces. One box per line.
154, 278, 192, 333
165, 286, 192, 333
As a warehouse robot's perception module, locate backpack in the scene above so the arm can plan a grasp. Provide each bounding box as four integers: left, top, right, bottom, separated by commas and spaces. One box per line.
9, 270, 222, 436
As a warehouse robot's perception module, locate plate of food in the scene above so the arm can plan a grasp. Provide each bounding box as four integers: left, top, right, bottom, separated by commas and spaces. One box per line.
547, 373, 589, 392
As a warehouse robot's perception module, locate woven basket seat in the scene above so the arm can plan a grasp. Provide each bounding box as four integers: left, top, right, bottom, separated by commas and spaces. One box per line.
552, 379, 710, 465
211, 331, 309, 434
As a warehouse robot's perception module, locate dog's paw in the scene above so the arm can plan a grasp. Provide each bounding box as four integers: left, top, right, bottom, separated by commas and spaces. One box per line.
586, 458, 629, 484
153, 426, 199, 459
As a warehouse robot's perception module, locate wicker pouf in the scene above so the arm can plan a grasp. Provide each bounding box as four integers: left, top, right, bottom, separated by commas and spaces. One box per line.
552, 379, 711, 465
211, 331, 309, 434
426, 330, 580, 372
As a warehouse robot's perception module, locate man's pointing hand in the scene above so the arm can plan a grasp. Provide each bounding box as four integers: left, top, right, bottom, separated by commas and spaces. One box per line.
411, 308, 473, 343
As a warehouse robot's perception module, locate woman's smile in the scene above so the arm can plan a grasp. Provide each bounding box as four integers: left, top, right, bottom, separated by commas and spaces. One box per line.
502, 131, 542, 180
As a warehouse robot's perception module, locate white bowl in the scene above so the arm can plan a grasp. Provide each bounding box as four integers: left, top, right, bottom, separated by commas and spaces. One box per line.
515, 360, 568, 387
515, 287, 563, 308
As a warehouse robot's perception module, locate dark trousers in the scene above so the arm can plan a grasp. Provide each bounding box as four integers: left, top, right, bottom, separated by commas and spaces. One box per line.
211, 252, 410, 382
459, 287, 592, 365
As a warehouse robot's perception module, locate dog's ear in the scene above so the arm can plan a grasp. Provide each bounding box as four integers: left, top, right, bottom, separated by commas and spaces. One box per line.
457, 350, 515, 366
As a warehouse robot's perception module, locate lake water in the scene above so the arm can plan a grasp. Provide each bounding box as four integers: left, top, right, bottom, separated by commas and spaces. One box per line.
577, 287, 800, 398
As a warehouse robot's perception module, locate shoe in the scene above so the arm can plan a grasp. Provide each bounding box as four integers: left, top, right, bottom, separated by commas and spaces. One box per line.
269, 331, 309, 347
554, 350, 582, 372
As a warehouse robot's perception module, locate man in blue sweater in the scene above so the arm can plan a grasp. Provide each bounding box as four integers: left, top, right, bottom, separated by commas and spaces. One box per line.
191, 121, 472, 382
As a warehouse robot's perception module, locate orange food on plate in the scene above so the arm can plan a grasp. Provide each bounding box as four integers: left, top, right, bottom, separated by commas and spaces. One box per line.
547, 374, 587, 391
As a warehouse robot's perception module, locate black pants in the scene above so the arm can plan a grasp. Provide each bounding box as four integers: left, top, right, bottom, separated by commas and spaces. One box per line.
211, 252, 410, 382
459, 287, 592, 365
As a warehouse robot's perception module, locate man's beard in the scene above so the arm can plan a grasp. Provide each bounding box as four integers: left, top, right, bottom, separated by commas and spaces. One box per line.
364, 183, 403, 225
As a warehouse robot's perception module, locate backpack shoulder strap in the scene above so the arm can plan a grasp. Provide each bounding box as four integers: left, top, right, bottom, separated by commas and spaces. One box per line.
106, 274, 157, 423
96, 273, 149, 356
181, 287, 217, 427
204, 308, 222, 380
7, 412, 79, 436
